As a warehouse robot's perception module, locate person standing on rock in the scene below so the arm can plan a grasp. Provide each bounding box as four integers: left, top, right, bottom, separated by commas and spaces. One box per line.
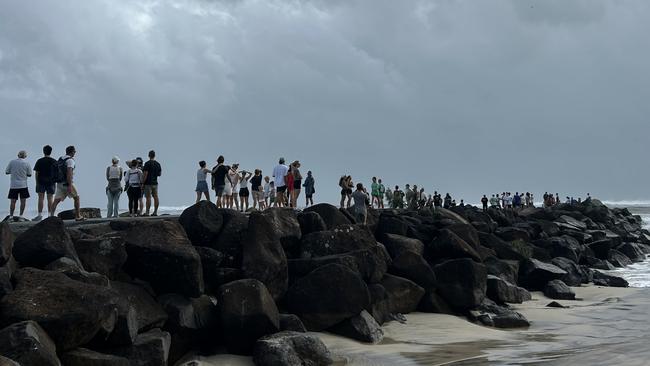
481, 195, 489, 212
124, 159, 144, 217
378, 179, 385, 209
5, 150, 32, 222
228, 164, 241, 210
142, 150, 161, 216
51, 146, 83, 221
211, 156, 229, 208
290, 161, 302, 208
250, 169, 263, 210
272, 157, 289, 207
238, 169, 252, 212
384, 186, 393, 207
33, 145, 57, 220
196, 161, 211, 204
370, 177, 380, 209
489, 194, 499, 209
303, 170, 315, 207
106, 156, 123, 218
263, 175, 271, 207
352, 183, 368, 224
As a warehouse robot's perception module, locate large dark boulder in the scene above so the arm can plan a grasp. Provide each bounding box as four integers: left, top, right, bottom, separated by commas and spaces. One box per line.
110, 281, 167, 332
388, 251, 436, 289
479, 232, 532, 261
483, 257, 519, 285
107, 328, 171, 366
0, 268, 119, 351
555, 215, 587, 231
297, 211, 327, 236
73, 234, 128, 280
253, 331, 333, 366
380, 274, 425, 314
469, 299, 530, 328
44, 257, 109, 287
124, 220, 203, 297
178, 201, 223, 247
287, 264, 370, 331
434, 259, 487, 310
0, 321, 60, 366
418, 290, 454, 314
367, 284, 391, 325
299, 225, 377, 258
608, 249, 632, 268
0, 263, 11, 299
588, 239, 614, 260
61, 348, 129, 366
445, 223, 480, 249
242, 212, 288, 301
279, 314, 307, 333
617, 243, 646, 262
544, 280, 575, 300
375, 212, 409, 239
213, 209, 249, 264
551, 257, 585, 286
329, 310, 384, 344
425, 229, 481, 263
381, 233, 425, 258
518, 258, 567, 290
495, 227, 531, 243
533, 236, 583, 263
304, 203, 351, 230
218, 279, 280, 355
261, 208, 302, 255
12, 217, 80, 268
592, 271, 628, 287
0, 222, 13, 265
288, 254, 359, 280
58, 208, 101, 220
486, 275, 531, 304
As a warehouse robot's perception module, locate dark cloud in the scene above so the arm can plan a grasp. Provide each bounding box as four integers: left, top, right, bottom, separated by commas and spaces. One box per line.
1, 0, 649, 211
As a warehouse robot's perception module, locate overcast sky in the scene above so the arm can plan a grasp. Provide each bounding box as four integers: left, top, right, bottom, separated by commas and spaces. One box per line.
1, 0, 649, 211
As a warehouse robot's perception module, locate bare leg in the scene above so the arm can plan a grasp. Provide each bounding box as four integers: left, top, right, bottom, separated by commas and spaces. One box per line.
205, 191, 211, 202
74, 196, 81, 219
51, 198, 62, 216
38, 192, 45, 215
145, 192, 151, 215
340, 195, 345, 208
9, 199, 16, 217
47, 193, 54, 216
19, 198, 26, 216
196, 192, 201, 204
153, 192, 159, 215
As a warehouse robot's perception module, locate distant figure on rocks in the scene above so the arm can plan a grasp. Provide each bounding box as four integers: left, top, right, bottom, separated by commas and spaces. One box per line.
418, 188, 427, 208
238, 169, 252, 212
303, 170, 315, 207
211, 155, 229, 208
443, 193, 452, 209
33, 145, 57, 220
555, 193, 560, 206
269, 181, 276, 207
124, 159, 144, 217
459, 199, 465, 207
106, 156, 123, 218
250, 169, 263, 210
135, 157, 144, 215
228, 164, 240, 210
142, 150, 162, 216
433, 192, 442, 210
392, 185, 404, 209
481, 195, 489, 211
272, 157, 289, 207
489, 194, 499, 209
5, 150, 32, 222
384, 187, 393, 207
291, 161, 302, 208
263, 176, 271, 207
378, 178, 385, 209
50, 146, 83, 220
351, 183, 368, 225
195, 160, 211, 204
339, 175, 353, 209
585, 193, 592, 203
371, 177, 380, 208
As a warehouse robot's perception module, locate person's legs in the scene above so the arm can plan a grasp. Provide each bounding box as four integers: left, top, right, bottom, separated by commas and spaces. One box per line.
114, 191, 120, 217
51, 198, 61, 216
196, 191, 201, 204
205, 191, 210, 202
107, 190, 114, 217
144, 187, 151, 215
38, 192, 45, 216
9, 199, 16, 217
152, 189, 159, 215
73, 196, 81, 219
340, 194, 345, 208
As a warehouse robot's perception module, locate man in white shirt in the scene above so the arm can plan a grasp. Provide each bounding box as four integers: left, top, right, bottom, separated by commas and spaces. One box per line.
51, 145, 83, 221
272, 157, 289, 207
5, 150, 32, 221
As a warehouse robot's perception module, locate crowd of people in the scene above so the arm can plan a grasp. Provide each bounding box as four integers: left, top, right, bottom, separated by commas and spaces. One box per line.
4, 146, 593, 223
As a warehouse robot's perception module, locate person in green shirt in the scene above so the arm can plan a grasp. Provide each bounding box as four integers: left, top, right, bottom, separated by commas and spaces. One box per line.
370, 177, 380, 208
378, 178, 385, 209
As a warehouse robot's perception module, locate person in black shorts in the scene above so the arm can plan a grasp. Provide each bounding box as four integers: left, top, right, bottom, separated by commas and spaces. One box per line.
142, 150, 162, 216
5, 150, 32, 222
33, 145, 57, 221
211, 155, 229, 208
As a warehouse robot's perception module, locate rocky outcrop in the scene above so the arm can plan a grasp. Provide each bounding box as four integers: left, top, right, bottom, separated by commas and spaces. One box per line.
253, 331, 333, 366
434, 259, 487, 310
544, 280, 576, 300
329, 310, 384, 344
303, 203, 351, 229
380, 274, 425, 314
0, 222, 13, 266
0, 321, 60, 366
12, 217, 80, 268
518, 258, 567, 290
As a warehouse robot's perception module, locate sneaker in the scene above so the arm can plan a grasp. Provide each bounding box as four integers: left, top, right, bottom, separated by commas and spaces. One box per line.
2, 215, 12, 223
32, 215, 43, 222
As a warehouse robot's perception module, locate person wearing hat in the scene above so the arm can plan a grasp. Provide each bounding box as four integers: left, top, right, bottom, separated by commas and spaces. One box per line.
272, 157, 289, 207
5, 150, 32, 222
106, 156, 123, 218
290, 160, 302, 208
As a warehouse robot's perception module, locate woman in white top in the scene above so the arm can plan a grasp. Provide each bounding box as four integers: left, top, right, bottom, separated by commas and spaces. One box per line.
124, 159, 144, 217
238, 170, 252, 212
106, 156, 123, 218
228, 164, 241, 210
196, 160, 211, 204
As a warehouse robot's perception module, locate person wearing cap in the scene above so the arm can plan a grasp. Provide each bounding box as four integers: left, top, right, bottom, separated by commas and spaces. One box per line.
51, 145, 83, 221
106, 156, 123, 218
5, 150, 32, 222
272, 157, 289, 207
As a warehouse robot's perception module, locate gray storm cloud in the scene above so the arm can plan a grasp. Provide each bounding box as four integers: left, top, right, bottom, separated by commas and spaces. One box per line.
1, 0, 649, 209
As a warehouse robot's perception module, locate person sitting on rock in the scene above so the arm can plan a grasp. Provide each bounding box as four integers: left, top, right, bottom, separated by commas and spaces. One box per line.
351, 183, 368, 224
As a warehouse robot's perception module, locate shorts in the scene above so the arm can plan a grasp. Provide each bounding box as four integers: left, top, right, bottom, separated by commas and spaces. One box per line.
239, 187, 250, 197
196, 181, 209, 193
55, 183, 78, 200
215, 185, 225, 196
223, 184, 232, 196
8, 188, 29, 200
36, 182, 55, 195
341, 188, 352, 196
277, 186, 287, 193
252, 190, 262, 202
144, 185, 158, 196
293, 180, 302, 190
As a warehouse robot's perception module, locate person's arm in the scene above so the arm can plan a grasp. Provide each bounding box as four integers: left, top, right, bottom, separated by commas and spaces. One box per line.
27, 164, 32, 177
67, 167, 73, 186
142, 170, 149, 184
106, 167, 110, 181
5, 162, 10, 175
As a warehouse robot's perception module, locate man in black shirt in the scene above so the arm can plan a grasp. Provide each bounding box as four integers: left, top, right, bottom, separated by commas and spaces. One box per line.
32, 145, 57, 221
142, 150, 162, 216
250, 169, 263, 210
211, 155, 229, 208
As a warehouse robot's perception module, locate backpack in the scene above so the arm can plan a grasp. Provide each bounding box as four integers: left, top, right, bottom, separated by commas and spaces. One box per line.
53, 157, 71, 184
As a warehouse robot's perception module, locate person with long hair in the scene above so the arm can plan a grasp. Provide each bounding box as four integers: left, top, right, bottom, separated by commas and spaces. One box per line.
291, 161, 302, 208
238, 169, 252, 212
196, 160, 211, 204
303, 170, 315, 207
286, 164, 295, 208
250, 169, 263, 210
124, 159, 144, 217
